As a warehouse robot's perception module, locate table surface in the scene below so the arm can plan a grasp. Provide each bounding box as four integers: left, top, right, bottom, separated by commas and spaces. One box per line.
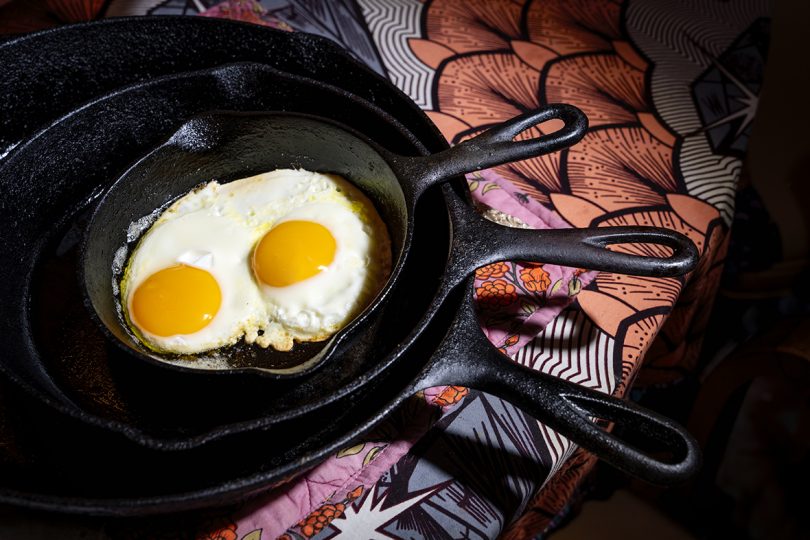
0, 0, 771, 538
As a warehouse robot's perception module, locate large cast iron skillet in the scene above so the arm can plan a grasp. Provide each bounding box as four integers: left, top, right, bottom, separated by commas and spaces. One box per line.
84, 108, 696, 377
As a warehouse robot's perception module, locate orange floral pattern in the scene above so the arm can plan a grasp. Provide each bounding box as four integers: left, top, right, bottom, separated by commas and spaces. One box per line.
285, 486, 365, 539
475, 261, 509, 280
432, 385, 470, 407
196, 520, 238, 540
297, 503, 346, 538
410, 0, 739, 535
476, 279, 518, 307
347, 486, 363, 500
419, 0, 725, 392
519, 263, 552, 293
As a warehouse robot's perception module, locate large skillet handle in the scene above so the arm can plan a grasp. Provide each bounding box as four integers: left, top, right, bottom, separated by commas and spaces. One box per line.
415, 277, 701, 485
392, 104, 588, 200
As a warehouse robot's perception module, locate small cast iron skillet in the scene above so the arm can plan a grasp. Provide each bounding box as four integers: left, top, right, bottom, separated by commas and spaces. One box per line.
84, 109, 698, 379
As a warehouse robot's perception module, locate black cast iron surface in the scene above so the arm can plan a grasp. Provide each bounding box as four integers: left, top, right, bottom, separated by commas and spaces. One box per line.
0, 16, 448, 158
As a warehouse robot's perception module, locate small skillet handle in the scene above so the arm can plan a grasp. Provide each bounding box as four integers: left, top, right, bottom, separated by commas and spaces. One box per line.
393, 104, 588, 200
416, 277, 701, 485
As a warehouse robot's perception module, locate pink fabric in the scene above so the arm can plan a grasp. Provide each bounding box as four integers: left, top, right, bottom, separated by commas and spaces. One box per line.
200, 0, 292, 30
233, 397, 442, 537
469, 170, 596, 355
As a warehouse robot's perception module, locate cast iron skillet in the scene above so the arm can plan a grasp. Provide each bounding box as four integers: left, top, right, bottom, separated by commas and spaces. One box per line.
0, 63, 446, 435
0, 15, 699, 510
84, 110, 697, 378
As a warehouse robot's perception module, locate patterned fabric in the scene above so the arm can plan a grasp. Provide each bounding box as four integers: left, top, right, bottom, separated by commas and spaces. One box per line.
3, 0, 770, 537
0, 0, 105, 33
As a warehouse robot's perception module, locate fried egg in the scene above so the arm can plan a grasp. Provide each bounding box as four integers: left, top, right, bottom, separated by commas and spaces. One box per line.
120, 169, 391, 354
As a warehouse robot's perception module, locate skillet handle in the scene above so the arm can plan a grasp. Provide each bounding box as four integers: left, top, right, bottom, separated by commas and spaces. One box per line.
417, 277, 701, 485
394, 104, 588, 200
439, 189, 699, 290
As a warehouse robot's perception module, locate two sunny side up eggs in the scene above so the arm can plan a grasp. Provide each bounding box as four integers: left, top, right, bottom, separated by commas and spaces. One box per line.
120, 169, 392, 355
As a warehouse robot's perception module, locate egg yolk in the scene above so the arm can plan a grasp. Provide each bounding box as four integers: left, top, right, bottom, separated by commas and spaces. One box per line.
253, 220, 336, 287
130, 264, 222, 337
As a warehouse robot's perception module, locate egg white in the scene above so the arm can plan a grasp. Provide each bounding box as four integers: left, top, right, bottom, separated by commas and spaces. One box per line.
120, 169, 391, 355
250, 199, 391, 350
121, 211, 264, 354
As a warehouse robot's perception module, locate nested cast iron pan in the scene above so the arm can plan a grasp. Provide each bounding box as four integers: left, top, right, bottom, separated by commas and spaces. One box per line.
0, 16, 448, 158
0, 19, 702, 512
0, 63, 450, 441
86, 105, 693, 378
1, 14, 696, 486
79, 111, 699, 482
